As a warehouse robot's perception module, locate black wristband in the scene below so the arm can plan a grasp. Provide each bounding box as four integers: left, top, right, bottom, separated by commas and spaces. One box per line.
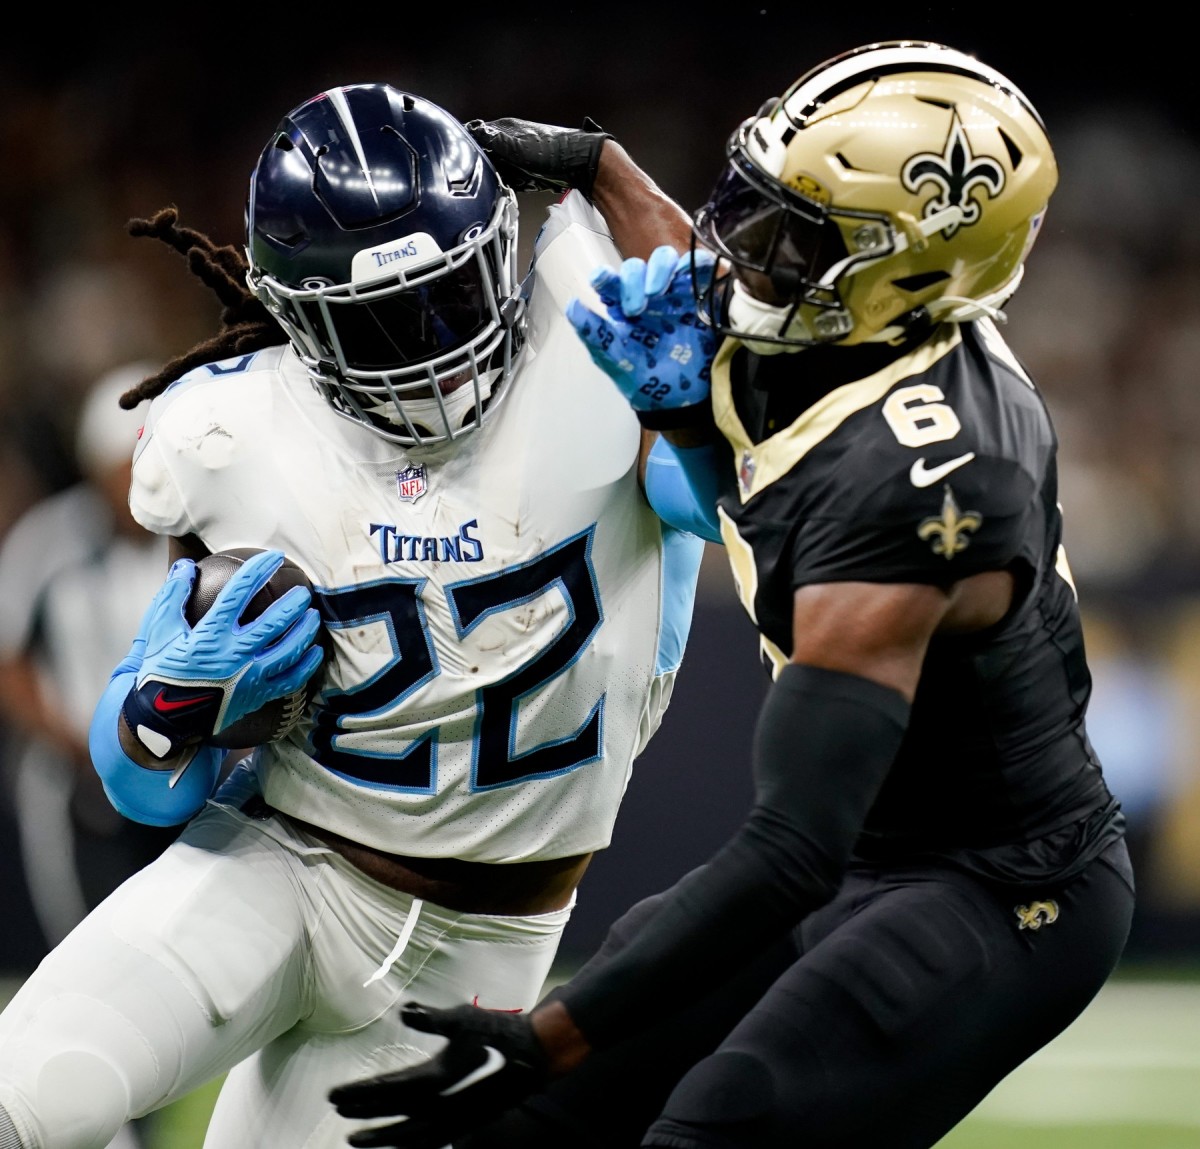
635, 402, 716, 432
465, 117, 611, 200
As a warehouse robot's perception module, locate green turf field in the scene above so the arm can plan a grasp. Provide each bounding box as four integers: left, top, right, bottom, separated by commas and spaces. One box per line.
935, 976, 1200, 1148
5, 969, 1197, 1147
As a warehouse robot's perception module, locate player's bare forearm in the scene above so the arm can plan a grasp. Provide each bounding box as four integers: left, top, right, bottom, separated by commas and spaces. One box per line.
590, 140, 693, 261
530, 998, 592, 1074
662, 422, 721, 448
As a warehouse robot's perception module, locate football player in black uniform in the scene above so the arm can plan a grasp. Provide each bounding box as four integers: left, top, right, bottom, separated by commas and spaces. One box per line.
330, 41, 1135, 1149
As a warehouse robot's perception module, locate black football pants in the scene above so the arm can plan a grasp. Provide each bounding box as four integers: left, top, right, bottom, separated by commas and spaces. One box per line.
459, 838, 1134, 1149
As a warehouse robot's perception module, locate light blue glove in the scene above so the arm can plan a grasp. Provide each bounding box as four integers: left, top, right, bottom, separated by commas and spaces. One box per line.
120, 549, 323, 763
566, 245, 717, 425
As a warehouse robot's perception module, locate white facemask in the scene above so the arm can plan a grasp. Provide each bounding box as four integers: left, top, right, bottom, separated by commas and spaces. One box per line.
365, 367, 501, 445
726, 280, 808, 355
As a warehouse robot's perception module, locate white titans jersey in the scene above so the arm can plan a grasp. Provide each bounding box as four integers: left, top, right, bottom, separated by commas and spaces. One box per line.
129, 192, 700, 862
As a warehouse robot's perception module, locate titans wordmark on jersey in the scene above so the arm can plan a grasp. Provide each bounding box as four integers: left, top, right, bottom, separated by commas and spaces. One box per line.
710, 318, 1120, 880
128, 194, 701, 863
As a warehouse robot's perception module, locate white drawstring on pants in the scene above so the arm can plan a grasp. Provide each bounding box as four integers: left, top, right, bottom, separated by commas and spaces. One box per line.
363, 898, 425, 987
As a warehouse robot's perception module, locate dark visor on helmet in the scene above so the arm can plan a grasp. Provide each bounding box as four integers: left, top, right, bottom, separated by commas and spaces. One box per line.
693, 150, 848, 300
300, 255, 495, 371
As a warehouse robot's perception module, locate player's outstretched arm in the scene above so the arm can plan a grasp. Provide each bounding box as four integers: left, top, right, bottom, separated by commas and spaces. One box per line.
467, 117, 723, 529
88, 548, 323, 825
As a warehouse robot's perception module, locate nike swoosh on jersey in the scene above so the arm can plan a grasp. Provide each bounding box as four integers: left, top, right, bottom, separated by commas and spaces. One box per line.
442, 1045, 507, 1096
909, 452, 976, 487
153, 689, 210, 713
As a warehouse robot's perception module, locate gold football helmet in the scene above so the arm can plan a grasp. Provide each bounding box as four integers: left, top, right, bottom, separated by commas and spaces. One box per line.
691, 40, 1058, 352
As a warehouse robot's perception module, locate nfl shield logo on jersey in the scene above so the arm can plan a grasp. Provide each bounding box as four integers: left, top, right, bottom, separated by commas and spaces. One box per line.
738, 450, 756, 495
396, 464, 428, 503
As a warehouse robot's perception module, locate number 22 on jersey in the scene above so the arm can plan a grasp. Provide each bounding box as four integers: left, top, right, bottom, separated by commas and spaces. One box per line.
310, 528, 603, 794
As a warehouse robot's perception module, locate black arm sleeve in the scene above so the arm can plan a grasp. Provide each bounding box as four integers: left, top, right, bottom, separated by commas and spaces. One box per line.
559, 663, 910, 1048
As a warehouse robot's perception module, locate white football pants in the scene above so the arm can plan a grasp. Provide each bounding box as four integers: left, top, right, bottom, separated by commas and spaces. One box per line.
0, 764, 571, 1148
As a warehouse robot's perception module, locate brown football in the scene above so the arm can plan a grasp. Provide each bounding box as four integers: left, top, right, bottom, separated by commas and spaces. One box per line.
185, 547, 328, 748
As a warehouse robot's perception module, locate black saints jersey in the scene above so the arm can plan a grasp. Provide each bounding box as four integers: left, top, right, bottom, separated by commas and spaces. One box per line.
711, 318, 1122, 883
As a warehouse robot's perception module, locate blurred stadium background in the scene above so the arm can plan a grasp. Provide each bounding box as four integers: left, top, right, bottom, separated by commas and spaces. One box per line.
2, 6, 1198, 1144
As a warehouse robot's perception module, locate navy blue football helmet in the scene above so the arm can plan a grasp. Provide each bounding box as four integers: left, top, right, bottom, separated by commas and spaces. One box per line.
246, 84, 524, 446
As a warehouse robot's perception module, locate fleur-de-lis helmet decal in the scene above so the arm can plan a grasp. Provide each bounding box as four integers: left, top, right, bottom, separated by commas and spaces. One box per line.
691, 40, 1058, 351
902, 111, 1006, 240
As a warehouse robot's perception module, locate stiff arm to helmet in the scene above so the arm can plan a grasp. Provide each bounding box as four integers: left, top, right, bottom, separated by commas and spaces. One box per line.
465, 116, 610, 200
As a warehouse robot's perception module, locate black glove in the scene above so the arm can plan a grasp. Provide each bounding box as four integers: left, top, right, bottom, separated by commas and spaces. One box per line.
465, 117, 611, 200
329, 1001, 550, 1148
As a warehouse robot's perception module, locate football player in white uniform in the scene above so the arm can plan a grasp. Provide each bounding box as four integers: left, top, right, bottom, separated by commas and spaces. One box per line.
0, 85, 707, 1149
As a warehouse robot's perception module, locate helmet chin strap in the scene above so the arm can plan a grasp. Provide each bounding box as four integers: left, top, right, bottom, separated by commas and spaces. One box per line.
927, 265, 1023, 324
866, 265, 1024, 343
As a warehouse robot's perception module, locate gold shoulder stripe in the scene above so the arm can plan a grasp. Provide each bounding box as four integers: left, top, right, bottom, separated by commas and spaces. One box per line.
712, 326, 964, 503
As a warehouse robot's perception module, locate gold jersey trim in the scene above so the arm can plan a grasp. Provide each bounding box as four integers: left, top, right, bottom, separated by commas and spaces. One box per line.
712, 325, 965, 503
717, 504, 790, 678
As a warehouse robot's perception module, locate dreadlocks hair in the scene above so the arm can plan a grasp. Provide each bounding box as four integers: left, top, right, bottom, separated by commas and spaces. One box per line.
119, 206, 287, 409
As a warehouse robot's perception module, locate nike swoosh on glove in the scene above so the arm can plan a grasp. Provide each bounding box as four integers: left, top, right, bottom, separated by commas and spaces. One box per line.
329, 1002, 549, 1149
567, 245, 717, 429
121, 549, 323, 762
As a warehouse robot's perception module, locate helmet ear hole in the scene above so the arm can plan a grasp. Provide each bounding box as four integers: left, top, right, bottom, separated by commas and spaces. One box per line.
892, 270, 950, 293
997, 128, 1024, 168
269, 230, 305, 249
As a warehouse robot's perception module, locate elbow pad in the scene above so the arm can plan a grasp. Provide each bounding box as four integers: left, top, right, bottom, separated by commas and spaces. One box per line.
89, 665, 223, 828
644, 437, 723, 544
